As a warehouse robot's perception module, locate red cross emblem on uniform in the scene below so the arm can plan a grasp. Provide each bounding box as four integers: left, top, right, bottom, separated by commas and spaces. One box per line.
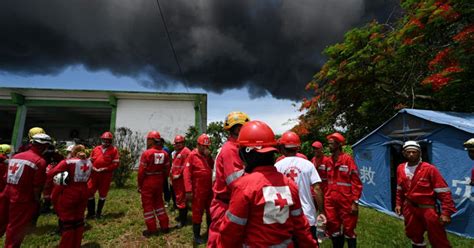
287, 169, 298, 181
80, 163, 89, 172
274, 193, 288, 211
9, 163, 19, 174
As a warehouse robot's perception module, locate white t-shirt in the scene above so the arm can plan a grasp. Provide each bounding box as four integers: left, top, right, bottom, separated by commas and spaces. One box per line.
275, 156, 322, 226
405, 163, 419, 180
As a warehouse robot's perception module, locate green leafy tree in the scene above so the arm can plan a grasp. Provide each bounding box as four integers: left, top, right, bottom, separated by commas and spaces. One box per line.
184, 121, 228, 157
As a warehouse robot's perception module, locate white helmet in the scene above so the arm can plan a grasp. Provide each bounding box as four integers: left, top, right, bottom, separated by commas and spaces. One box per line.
31, 133, 52, 145
53, 171, 69, 186
403, 140, 421, 151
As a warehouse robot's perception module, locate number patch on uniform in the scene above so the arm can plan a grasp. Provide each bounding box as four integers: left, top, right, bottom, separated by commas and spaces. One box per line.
154, 153, 165, 165
262, 186, 293, 224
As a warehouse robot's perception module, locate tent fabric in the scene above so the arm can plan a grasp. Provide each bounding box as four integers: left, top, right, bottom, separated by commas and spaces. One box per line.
354, 108, 474, 239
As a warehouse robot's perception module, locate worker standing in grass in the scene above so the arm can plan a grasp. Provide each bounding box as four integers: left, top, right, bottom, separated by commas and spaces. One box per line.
0, 144, 12, 192
395, 141, 456, 248
463, 138, 474, 186
0, 134, 51, 247
311, 141, 331, 194
87, 131, 120, 219
48, 145, 92, 248
208, 111, 250, 247
184, 133, 214, 245
138, 131, 170, 237
170, 135, 191, 228
325, 132, 362, 248
219, 121, 317, 247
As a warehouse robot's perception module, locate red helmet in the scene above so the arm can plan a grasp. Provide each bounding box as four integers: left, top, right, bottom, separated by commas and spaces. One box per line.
327, 132, 345, 145
174, 135, 185, 144
197, 133, 211, 146
280, 131, 301, 148
101, 131, 113, 140
237, 120, 277, 153
147, 131, 161, 140
312, 141, 323, 149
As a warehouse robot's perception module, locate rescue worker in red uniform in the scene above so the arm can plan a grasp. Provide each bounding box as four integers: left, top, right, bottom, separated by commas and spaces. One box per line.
207, 111, 250, 247
276, 136, 308, 162
0, 144, 12, 192
0, 133, 51, 248
463, 138, 474, 186
184, 133, 214, 244
325, 132, 363, 248
87, 131, 120, 219
47, 145, 92, 248
170, 135, 191, 228
219, 120, 317, 248
395, 141, 456, 248
311, 141, 331, 194
138, 131, 170, 237
41, 145, 65, 214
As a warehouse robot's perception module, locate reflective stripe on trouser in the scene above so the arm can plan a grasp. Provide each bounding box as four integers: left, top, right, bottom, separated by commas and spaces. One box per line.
403, 203, 451, 248
87, 172, 113, 198
0, 197, 38, 248
325, 192, 358, 238
141, 176, 169, 231
207, 198, 229, 248
172, 177, 186, 209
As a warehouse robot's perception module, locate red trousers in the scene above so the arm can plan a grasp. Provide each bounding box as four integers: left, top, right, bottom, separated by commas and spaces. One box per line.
141, 175, 169, 232
0, 195, 37, 248
172, 177, 186, 209
191, 178, 212, 224
207, 199, 228, 247
88, 171, 113, 199
43, 179, 54, 199
52, 184, 88, 248
325, 192, 358, 238
403, 203, 451, 248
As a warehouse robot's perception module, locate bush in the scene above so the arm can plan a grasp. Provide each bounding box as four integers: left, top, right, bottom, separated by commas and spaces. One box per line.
113, 127, 145, 188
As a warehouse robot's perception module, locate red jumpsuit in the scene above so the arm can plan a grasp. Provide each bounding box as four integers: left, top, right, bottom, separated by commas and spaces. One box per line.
312, 155, 331, 194
208, 137, 243, 247
87, 145, 119, 200
325, 153, 363, 238
170, 147, 191, 209
276, 152, 308, 163
138, 146, 170, 232
48, 158, 92, 248
0, 148, 47, 248
219, 166, 318, 248
0, 154, 8, 192
184, 149, 214, 224
396, 162, 456, 247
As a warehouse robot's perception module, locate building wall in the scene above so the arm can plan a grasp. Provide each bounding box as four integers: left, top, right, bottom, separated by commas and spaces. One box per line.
115, 99, 195, 141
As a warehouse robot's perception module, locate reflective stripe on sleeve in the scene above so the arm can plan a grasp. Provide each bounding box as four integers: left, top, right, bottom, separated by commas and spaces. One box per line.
336, 182, 352, 187
226, 210, 247, 225
434, 187, 450, 193
112, 159, 120, 163
290, 208, 302, 216
225, 169, 244, 185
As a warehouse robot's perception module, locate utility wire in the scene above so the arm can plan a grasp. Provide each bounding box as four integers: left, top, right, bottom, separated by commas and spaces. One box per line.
155, 0, 189, 92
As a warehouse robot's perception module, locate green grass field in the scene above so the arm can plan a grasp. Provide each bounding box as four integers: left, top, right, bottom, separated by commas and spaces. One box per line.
2, 173, 473, 247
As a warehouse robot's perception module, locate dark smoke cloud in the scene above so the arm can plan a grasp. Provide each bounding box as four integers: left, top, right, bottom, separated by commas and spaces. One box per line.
0, 0, 399, 100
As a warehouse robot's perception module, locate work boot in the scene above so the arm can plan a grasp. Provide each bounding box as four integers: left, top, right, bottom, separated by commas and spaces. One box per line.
41, 199, 52, 214
347, 238, 357, 248
193, 223, 205, 245
331, 235, 344, 248
86, 199, 95, 219
142, 229, 158, 238
96, 199, 105, 219
175, 209, 187, 229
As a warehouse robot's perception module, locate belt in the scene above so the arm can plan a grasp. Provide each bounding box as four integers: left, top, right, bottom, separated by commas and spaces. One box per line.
145, 172, 163, 175
407, 200, 435, 209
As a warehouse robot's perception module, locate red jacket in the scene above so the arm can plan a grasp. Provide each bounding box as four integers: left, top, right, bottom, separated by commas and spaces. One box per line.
396, 162, 456, 217
47, 158, 93, 186
276, 153, 308, 163
90, 145, 120, 172
2, 148, 47, 202
213, 137, 244, 202
326, 153, 363, 203
219, 166, 317, 248
311, 155, 331, 182
170, 147, 191, 178
184, 149, 213, 194
137, 146, 170, 189
0, 154, 8, 191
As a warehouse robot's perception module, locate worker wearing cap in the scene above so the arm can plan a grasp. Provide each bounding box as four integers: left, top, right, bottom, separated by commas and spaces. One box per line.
184, 133, 214, 244
219, 121, 317, 247
138, 131, 171, 237
463, 138, 474, 186
0, 144, 12, 192
325, 132, 362, 248
0, 133, 51, 247
395, 141, 456, 248
170, 135, 191, 228
208, 111, 250, 247
87, 131, 120, 219
311, 141, 331, 194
